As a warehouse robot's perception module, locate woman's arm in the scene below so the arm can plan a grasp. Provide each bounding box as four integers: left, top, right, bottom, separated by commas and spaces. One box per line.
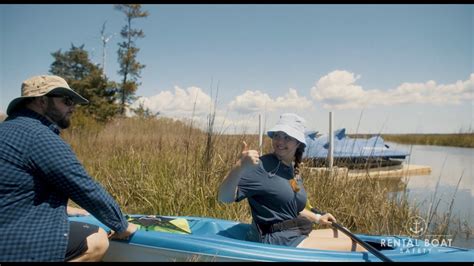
218, 142, 260, 203
218, 160, 245, 203
299, 208, 336, 226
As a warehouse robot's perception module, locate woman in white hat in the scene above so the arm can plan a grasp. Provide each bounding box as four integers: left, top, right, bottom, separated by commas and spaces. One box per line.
218, 113, 366, 251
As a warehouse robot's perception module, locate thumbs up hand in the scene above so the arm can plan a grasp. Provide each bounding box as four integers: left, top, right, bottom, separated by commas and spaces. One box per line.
239, 141, 260, 168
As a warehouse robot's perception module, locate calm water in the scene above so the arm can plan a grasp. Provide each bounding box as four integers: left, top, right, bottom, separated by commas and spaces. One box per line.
385, 142, 473, 248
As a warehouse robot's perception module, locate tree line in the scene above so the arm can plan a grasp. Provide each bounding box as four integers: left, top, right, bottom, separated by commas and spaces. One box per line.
49, 4, 152, 123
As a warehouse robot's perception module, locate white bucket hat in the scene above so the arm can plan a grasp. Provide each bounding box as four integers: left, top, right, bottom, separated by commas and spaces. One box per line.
267, 113, 307, 147
6, 75, 89, 115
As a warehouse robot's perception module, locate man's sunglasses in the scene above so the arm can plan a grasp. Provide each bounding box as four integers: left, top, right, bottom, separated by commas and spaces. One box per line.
47, 94, 75, 107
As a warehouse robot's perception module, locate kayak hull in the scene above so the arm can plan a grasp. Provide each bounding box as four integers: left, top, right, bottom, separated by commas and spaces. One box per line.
69, 215, 474, 262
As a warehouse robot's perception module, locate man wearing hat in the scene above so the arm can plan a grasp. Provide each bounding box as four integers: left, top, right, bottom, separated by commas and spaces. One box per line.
0, 75, 137, 261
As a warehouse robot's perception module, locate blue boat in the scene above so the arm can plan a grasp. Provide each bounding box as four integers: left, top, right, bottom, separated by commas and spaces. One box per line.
69, 214, 474, 262
303, 129, 410, 168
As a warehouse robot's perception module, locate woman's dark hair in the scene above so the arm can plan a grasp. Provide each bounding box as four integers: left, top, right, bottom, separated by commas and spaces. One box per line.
294, 144, 305, 176
290, 144, 305, 192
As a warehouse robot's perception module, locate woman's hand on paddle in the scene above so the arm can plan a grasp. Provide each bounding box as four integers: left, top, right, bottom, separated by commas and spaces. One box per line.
318, 213, 337, 226
239, 141, 260, 168
108, 223, 138, 240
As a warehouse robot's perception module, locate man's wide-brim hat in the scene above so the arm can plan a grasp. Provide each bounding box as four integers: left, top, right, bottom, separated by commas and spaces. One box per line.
7, 75, 89, 115
267, 113, 307, 147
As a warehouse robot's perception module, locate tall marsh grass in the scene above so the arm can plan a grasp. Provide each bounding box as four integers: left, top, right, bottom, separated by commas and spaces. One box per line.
62, 116, 468, 242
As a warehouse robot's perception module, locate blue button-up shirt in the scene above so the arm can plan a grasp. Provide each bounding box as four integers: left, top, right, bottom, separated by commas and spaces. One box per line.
0, 108, 128, 261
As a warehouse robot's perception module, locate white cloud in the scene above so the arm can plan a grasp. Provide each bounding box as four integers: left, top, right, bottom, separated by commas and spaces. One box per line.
229, 88, 312, 114
310, 70, 369, 109
132, 86, 214, 117
212, 113, 263, 134
129, 72, 473, 134
228, 90, 273, 114
130, 86, 261, 134
131, 86, 314, 134
387, 74, 474, 105
310, 71, 474, 110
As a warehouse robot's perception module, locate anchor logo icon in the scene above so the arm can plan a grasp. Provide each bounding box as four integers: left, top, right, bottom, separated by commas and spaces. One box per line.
406, 216, 427, 236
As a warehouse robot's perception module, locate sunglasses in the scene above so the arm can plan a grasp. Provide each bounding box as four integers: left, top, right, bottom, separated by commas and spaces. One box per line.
47, 94, 75, 107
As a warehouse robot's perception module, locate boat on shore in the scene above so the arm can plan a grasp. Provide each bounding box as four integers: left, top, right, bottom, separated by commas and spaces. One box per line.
69, 214, 474, 262
304, 129, 410, 169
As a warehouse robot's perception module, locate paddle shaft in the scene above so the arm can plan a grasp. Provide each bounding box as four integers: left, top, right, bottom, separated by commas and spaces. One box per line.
310, 208, 392, 262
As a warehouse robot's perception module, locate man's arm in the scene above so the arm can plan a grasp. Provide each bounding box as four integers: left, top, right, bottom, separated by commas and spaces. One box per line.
29, 130, 129, 233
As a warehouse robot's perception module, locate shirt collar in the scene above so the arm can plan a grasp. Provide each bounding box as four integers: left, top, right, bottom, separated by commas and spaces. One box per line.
8, 108, 61, 135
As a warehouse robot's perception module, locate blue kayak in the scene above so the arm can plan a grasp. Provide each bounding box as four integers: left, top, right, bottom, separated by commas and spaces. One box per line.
69, 214, 474, 262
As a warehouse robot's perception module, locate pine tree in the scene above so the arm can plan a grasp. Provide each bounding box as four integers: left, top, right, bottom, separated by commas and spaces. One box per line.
115, 4, 149, 115
50, 44, 120, 122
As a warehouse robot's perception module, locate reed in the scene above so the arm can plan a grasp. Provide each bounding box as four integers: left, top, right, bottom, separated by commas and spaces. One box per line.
62, 116, 467, 243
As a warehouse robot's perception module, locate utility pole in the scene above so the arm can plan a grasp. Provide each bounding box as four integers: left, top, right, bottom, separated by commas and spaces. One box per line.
328, 112, 334, 169
259, 114, 263, 155
100, 21, 115, 76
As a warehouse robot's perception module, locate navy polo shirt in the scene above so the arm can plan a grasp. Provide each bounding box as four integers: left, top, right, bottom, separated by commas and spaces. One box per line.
236, 153, 308, 247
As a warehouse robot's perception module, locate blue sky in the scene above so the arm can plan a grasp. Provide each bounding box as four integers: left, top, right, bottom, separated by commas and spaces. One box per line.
1, 4, 472, 134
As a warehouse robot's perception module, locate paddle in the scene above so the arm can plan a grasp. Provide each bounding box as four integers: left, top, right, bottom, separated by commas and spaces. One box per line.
126, 215, 191, 234
310, 208, 393, 262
